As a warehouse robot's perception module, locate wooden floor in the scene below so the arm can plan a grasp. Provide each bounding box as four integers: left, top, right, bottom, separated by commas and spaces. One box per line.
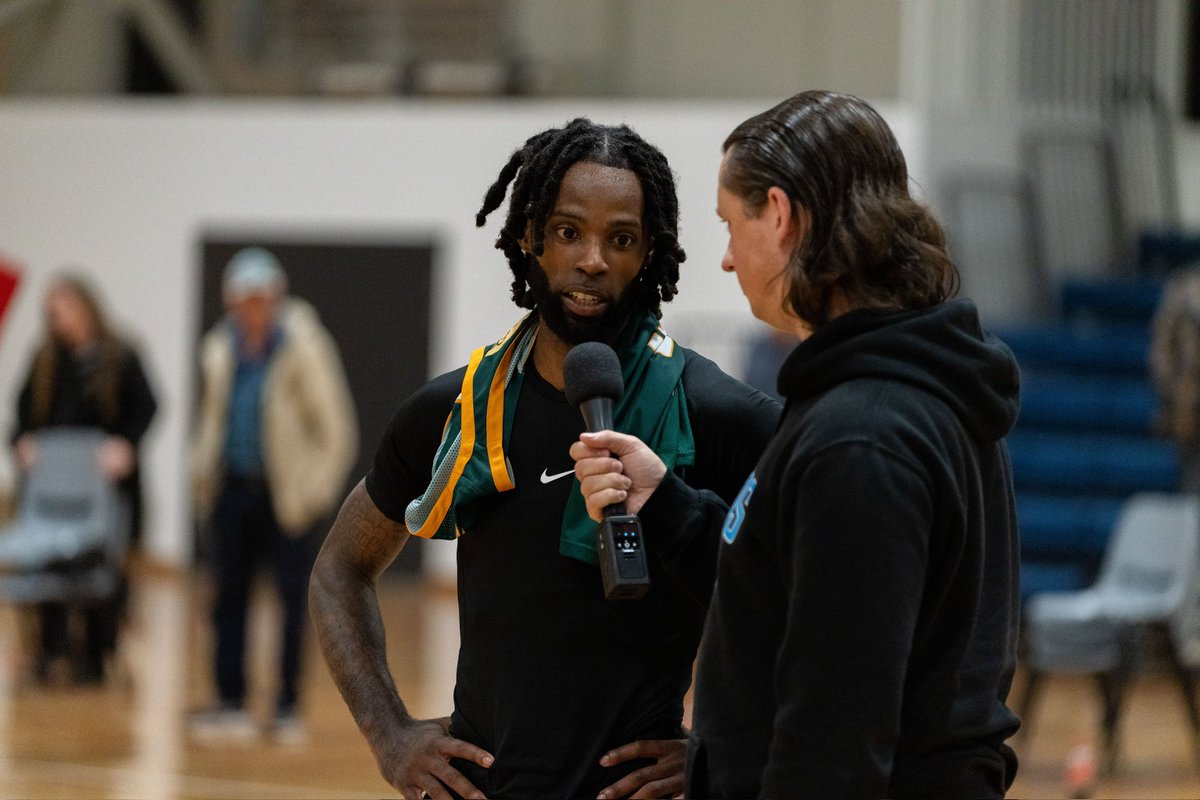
1, 569, 1198, 799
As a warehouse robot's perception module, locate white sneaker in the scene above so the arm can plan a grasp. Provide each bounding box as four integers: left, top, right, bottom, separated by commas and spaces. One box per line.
268, 712, 308, 746
186, 706, 260, 744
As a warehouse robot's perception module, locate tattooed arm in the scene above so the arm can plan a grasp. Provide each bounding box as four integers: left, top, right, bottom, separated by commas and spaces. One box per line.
310, 481, 493, 800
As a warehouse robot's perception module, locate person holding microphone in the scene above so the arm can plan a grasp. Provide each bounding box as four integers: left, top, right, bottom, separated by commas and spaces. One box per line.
310, 118, 778, 800
573, 91, 1022, 799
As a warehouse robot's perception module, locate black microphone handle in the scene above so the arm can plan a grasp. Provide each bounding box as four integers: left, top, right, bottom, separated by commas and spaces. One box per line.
578, 396, 627, 516
603, 499, 628, 516
579, 396, 615, 433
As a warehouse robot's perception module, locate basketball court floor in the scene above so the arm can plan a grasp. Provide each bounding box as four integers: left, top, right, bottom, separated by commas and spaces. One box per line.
0, 566, 1197, 799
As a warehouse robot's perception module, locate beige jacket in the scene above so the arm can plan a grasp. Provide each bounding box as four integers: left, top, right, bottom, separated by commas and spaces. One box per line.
1151, 266, 1200, 445
192, 298, 358, 535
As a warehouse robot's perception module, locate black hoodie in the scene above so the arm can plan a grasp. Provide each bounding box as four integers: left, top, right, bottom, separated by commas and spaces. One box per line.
679, 299, 1022, 799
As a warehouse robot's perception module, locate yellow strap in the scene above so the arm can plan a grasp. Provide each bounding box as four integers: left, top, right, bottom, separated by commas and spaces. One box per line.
485, 340, 517, 492
411, 345, 485, 538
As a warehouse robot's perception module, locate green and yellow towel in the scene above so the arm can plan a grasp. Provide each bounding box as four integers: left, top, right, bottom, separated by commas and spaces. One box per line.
404, 312, 694, 564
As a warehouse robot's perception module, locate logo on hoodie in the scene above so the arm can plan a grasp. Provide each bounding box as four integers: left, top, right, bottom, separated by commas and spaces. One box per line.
722, 472, 757, 544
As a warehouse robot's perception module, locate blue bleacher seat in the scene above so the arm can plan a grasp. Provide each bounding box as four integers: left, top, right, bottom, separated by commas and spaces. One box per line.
1016, 494, 1124, 558
1138, 231, 1200, 273
1018, 373, 1156, 434
998, 323, 1151, 375
1000, 274, 1170, 601
1007, 431, 1178, 495
1059, 277, 1164, 323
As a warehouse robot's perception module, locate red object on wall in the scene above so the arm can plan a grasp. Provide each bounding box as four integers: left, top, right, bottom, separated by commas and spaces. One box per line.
0, 259, 21, 334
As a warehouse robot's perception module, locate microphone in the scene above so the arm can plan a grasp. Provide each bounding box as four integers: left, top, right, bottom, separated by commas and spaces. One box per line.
563, 342, 650, 601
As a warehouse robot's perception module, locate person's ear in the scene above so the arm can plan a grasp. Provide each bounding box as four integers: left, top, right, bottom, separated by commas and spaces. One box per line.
766, 186, 808, 250
519, 220, 534, 254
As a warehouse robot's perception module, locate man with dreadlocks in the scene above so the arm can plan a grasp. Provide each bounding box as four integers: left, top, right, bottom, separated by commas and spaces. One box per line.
311, 119, 778, 800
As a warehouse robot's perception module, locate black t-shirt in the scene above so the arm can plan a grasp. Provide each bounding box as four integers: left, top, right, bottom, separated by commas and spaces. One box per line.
366, 347, 779, 799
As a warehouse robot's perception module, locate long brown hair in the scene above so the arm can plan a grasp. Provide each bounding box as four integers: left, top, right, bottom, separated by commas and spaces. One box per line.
28, 274, 128, 428
722, 91, 959, 329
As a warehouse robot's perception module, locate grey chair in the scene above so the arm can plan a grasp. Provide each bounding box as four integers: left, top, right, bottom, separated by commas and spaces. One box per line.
0, 428, 129, 604
1020, 492, 1200, 776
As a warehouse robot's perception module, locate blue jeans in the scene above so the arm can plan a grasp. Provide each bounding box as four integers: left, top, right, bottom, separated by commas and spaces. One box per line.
209, 475, 317, 713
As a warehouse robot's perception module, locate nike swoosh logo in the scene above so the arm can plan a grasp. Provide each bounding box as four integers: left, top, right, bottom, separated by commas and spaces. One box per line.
540, 468, 575, 484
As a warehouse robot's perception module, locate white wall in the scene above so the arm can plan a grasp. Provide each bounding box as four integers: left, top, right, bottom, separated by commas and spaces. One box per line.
0, 98, 923, 568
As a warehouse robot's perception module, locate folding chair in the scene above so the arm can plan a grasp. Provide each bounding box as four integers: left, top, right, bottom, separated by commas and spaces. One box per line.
0, 428, 129, 604
1020, 492, 1200, 775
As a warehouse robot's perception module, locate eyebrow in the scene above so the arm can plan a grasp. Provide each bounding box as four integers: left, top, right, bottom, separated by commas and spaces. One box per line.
549, 210, 643, 228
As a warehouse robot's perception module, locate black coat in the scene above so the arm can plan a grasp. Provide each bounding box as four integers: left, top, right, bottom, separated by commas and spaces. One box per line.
684, 300, 1022, 799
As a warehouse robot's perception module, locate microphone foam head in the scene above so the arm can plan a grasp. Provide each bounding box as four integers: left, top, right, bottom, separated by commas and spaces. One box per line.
563, 342, 624, 408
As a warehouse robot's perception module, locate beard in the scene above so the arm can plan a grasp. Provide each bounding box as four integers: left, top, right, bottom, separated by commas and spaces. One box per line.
525, 259, 644, 346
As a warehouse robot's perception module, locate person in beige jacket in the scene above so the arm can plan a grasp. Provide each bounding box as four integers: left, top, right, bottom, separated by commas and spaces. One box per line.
189, 247, 356, 743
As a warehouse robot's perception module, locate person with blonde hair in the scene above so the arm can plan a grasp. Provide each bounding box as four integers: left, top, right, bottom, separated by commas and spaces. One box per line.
11, 273, 157, 684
